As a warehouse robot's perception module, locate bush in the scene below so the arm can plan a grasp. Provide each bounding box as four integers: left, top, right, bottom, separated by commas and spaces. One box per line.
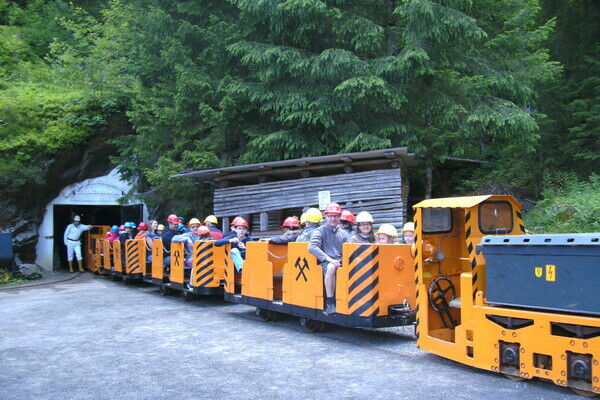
523, 174, 600, 233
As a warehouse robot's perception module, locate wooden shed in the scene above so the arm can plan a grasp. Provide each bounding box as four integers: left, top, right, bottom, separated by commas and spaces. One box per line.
175, 147, 419, 234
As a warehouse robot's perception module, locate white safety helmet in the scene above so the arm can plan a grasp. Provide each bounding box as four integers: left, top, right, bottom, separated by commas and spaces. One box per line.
73, 215, 81, 222
355, 211, 374, 224
401, 222, 415, 233
375, 224, 398, 238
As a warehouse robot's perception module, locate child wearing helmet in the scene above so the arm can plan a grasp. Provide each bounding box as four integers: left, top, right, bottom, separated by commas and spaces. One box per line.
260, 216, 301, 244
203, 215, 224, 240
308, 202, 349, 315
177, 216, 189, 234
375, 224, 399, 244
118, 222, 136, 265
134, 222, 149, 240
156, 224, 165, 237
162, 214, 181, 267
338, 210, 355, 237
349, 211, 376, 243
215, 216, 254, 272
172, 218, 212, 268
296, 207, 323, 242
105, 225, 120, 243
401, 222, 415, 245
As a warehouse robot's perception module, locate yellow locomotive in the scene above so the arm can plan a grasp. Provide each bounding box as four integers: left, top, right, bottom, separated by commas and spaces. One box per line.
413, 195, 600, 397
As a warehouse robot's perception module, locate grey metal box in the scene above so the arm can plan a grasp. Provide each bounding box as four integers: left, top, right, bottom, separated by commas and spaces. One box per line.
479, 234, 600, 316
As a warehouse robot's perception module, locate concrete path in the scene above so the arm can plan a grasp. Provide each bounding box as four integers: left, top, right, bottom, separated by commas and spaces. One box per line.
0, 274, 580, 399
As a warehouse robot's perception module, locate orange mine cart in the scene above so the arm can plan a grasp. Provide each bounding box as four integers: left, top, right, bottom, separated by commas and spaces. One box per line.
413, 195, 600, 397
123, 239, 146, 284
99, 239, 113, 275
226, 241, 417, 332
159, 242, 185, 296
183, 241, 225, 299
111, 240, 124, 280
95, 238, 105, 274
85, 225, 110, 273
148, 238, 165, 285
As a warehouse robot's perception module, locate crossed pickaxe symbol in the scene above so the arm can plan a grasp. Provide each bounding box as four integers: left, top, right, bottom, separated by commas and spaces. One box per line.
174, 249, 181, 266
295, 257, 309, 282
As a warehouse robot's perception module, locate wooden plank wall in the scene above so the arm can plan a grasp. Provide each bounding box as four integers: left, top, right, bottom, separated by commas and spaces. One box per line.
215, 168, 409, 232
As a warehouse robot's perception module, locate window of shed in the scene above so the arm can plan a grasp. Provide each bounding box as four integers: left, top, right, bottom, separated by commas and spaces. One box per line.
479, 201, 513, 234
422, 208, 452, 233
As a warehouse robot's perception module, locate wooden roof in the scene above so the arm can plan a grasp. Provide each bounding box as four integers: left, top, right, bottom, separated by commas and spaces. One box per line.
173, 147, 418, 187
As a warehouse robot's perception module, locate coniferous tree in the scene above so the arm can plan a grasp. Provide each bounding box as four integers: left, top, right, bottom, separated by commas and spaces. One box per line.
226, 0, 560, 190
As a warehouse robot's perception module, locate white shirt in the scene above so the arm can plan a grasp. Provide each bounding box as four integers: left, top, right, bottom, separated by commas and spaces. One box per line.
63, 223, 92, 244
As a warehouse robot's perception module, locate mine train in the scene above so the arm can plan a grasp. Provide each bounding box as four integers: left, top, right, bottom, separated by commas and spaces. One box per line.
84, 195, 600, 397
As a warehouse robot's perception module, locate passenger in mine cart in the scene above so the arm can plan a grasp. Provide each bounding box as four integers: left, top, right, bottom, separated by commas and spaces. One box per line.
308, 202, 349, 315
171, 218, 212, 279
214, 216, 253, 273
375, 224, 399, 244
295, 208, 322, 242
400, 222, 415, 245
259, 216, 301, 244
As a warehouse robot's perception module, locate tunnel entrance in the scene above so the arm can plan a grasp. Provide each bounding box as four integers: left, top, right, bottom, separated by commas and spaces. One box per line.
53, 204, 143, 270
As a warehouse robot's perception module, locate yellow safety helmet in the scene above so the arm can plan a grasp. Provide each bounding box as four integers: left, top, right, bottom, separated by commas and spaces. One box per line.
355, 211, 374, 224
188, 218, 201, 226
375, 223, 398, 238
204, 215, 218, 224
305, 207, 323, 223
157, 224, 165, 231
401, 222, 415, 233
300, 212, 308, 225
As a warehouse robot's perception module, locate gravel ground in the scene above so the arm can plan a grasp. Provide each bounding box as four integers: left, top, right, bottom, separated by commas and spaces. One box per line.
0, 273, 581, 400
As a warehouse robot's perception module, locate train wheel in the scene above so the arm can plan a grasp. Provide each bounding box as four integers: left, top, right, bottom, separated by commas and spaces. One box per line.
570, 388, 596, 397
159, 284, 170, 296
503, 373, 525, 382
256, 308, 277, 322
300, 318, 325, 333
181, 290, 195, 302
123, 276, 129, 285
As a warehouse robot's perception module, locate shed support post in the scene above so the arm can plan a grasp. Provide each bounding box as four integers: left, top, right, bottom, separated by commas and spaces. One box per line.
260, 212, 269, 232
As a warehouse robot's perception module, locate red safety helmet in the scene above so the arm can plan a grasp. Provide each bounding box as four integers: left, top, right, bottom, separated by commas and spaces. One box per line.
137, 222, 148, 230
324, 202, 342, 215
118, 225, 125, 231
167, 214, 179, 224
198, 226, 210, 235
281, 216, 300, 228
230, 216, 249, 228
340, 210, 355, 224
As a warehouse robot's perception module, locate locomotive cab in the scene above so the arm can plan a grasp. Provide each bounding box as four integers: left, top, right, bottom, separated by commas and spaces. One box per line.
414, 195, 600, 397
414, 195, 524, 345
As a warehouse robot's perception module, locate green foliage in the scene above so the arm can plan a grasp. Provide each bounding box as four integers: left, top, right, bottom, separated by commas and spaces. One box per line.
0, 2, 125, 192
524, 174, 600, 233
565, 47, 600, 173
0, 0, 597, 217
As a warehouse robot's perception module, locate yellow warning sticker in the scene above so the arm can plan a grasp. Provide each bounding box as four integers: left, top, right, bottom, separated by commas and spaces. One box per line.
535, 267, 543, 278
545, 264, 556, 282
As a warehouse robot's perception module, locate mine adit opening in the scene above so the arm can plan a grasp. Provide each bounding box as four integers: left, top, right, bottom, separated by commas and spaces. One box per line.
53, 204, 142, 270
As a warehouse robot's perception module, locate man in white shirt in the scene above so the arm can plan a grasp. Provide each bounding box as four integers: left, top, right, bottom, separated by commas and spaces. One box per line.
63, 215, 92, 272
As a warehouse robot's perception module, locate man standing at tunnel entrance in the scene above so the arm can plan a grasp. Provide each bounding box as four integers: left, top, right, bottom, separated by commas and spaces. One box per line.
63, 215, 92, 272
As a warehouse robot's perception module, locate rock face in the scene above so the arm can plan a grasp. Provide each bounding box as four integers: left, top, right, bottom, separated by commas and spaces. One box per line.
0, 114, 131, 264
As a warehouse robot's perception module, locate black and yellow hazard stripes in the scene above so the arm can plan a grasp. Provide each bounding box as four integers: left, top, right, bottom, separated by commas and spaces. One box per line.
125, 240, 144, 275
191, 241, 217, 288
345, 244, 381, 317
464, 209, 484, 301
